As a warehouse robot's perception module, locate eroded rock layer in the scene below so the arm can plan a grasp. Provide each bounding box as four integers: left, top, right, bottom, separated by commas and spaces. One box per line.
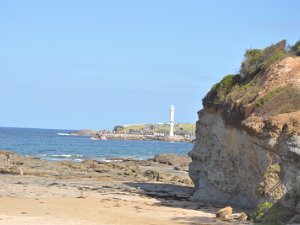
189, 43, 300, 210
189, 109, 300, 208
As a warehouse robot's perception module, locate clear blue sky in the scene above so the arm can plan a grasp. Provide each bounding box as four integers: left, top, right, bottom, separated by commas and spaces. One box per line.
0, 0, 299, 130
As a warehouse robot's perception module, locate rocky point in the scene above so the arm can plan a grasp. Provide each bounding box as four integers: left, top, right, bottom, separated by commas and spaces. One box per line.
188, 40, 300, 222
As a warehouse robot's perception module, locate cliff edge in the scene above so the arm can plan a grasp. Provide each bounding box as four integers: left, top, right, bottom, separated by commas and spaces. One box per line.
188, 40, 300, 215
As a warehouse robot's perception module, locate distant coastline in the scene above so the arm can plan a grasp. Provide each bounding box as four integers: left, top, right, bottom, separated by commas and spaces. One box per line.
70, 123, 196, 143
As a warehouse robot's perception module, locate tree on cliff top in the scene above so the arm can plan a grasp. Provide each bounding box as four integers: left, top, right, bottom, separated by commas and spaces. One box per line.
240, 40, 287, 79
289, 39, 300, 56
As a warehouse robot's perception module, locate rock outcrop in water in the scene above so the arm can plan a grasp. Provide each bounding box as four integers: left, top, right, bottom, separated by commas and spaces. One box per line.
188, 40, 300, 216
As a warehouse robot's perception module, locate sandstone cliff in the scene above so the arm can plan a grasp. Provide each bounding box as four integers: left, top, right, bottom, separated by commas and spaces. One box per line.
188, 40, 300, 213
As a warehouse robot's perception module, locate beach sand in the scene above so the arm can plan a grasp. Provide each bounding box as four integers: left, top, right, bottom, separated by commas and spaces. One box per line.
0, 195, 217, 225
0, 152, 236, 225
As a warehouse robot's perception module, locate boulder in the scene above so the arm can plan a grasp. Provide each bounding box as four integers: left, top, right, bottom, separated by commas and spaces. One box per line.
143, 170, 160, 181
153, 154, 191, 167
216, 206, 233, 219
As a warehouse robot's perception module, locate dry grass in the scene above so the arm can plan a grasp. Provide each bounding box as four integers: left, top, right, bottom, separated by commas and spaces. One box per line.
254, 85, 300, 116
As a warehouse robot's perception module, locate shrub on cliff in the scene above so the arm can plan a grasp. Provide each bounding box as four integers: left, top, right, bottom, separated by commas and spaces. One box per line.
203, 74, 240, 106
252, 201, 274, 222
289, 39, 300, 56
261, 40, 287, 67
227, 76, 262, 104
240, 49, 264, 79
253, 202, 289, 224
240, 40, 287, 79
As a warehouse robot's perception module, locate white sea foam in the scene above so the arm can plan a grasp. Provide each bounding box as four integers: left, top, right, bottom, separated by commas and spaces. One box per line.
51, 154, 72, 157
74, 159, 84, 162
40, 154, 85, 162
47, 154, 83, 158
95, 157, 123, 162
57, 133, 70, 136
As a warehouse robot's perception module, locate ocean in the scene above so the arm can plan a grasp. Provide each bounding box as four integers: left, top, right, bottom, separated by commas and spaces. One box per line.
0, 127, 193, 162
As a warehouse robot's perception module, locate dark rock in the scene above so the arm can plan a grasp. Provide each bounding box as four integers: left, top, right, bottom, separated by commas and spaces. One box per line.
295, 201, 300, 214
143, 170, 160, 181
153, 154, 191, 167
70, 129, 98, 136
170, 176, 193, 185
95, 169, 108, 173
289, 214, 300, 223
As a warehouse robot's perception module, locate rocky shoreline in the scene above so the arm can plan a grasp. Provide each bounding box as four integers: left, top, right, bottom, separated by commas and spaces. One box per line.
0, 151, 193, 186
70, 129, 193, 142
0, 150, 249, 224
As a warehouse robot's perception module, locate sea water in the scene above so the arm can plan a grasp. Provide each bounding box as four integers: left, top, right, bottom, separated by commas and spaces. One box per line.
0, 127, 193, 162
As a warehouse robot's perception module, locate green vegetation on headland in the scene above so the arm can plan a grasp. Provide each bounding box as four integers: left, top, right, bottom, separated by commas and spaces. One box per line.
202, 39, 300, 123
113, 123, 195, 137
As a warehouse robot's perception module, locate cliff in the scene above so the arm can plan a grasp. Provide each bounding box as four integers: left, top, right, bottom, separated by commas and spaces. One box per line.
188, 40, 300, 216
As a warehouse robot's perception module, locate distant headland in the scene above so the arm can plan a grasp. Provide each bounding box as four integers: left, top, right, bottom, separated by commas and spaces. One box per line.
70, 123, 195, 142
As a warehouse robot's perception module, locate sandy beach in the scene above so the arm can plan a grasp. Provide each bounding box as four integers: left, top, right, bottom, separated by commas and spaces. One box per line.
0, 152, 240, 225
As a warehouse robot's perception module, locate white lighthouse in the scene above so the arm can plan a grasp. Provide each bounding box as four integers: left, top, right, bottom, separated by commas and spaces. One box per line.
169, 105, 175, 137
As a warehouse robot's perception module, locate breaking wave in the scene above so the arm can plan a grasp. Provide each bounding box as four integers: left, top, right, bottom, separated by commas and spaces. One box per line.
57, 133, 71, 136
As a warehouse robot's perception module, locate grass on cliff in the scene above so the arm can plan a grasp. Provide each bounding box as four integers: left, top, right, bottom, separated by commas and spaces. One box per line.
228, 76, 262, 104
257, 163, 282, 200
253, 201, 274, 222
255, 85, 300, 116
253, 202, 290, 225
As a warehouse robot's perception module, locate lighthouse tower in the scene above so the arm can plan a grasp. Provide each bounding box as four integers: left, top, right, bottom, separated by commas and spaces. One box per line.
169, 105, 175, 137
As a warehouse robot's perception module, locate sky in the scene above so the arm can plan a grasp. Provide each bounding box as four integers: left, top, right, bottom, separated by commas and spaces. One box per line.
0, 0, 299, 130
